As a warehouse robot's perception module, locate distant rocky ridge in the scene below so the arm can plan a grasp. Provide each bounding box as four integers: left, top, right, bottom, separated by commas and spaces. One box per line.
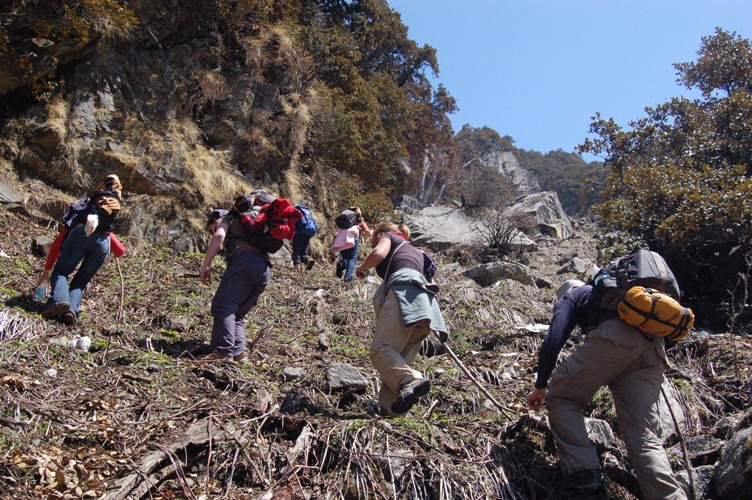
484, 150, 541, 195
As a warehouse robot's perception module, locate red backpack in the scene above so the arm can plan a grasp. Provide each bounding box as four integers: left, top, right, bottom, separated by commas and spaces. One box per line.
236, 198, 302, 253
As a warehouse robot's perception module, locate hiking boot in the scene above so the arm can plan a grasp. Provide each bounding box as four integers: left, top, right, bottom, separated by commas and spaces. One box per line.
41, 302, 70, 320
61, 310, 78, 325
559, 469, 603, 493
391, 378, 431, 414
335, 259, 345, 278
305, 259, 316, 271
195, 351, 235, 364
233, 352, 249, 364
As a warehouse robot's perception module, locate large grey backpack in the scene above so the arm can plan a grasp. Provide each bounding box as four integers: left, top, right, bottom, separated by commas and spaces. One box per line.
593, 248, 681, 310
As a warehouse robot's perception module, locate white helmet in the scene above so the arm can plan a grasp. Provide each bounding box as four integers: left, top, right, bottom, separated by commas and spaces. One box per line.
556, 279, 586, 301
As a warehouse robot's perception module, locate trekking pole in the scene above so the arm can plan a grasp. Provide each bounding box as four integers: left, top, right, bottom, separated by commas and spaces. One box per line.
115, 257, 125, 324
661, 385, 695, 500
433, 331, 515, 419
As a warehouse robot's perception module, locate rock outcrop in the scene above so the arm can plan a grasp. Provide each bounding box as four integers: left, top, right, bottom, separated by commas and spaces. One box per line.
403, 206, 483, 251
505, 191, 573, 239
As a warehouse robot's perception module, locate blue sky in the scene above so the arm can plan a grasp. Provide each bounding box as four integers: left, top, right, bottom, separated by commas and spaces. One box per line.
387, 1, 752, 161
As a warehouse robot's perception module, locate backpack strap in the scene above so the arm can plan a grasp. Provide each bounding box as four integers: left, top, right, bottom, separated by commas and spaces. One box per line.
383, 239, 408, 280
378, 239, 408, 304
222, 213, 250, 255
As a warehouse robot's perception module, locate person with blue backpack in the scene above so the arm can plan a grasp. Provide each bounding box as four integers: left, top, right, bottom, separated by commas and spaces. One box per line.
293, 203, 318, 270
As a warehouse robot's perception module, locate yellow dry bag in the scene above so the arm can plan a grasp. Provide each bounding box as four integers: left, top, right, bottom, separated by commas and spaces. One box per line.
617, 286, 694, 341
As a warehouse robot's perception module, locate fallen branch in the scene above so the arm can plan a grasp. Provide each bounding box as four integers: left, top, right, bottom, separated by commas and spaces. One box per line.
104, 417, 235, 500
115, 257, 125, 324
434, 331, 516, 419
0, 416, 28, 428
662, 385, 695, 500
122, 372, 153, 383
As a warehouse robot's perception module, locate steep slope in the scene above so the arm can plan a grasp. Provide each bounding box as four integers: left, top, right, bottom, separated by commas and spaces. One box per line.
1, 190, 750, 499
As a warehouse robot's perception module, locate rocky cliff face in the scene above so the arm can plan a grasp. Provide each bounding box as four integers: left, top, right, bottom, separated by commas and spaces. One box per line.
0, 1, 316, 251
484, 150, 541, 195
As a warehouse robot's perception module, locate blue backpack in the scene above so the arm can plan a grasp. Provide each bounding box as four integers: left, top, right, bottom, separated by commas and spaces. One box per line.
295, 205, 318, 237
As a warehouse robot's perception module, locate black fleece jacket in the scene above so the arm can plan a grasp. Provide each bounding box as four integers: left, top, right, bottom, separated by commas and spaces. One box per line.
534, 284, 617, 389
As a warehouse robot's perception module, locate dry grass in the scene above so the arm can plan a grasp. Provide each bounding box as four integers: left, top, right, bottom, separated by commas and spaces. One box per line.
0, 185, 748, 499
121, 117, 250, 205
45, 99, 68, 140
183, 147, 249, 207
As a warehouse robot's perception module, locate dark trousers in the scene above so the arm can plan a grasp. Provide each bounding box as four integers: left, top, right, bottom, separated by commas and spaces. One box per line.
210, 251, 270, 356
292, 233, 312, 265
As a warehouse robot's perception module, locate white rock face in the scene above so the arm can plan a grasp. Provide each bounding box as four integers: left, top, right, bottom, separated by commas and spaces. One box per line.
505, 191, 574, 239
485, 151, 541, 195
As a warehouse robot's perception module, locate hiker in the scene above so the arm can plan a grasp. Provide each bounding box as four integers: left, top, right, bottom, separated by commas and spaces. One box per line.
292, 203, 318, 270
355, 223, 447, 416
198, 198, 273, 363
331, 207, 373, 282
526, 279, 687, 498
35, 224, 125, 300
330, 222, 358, 282
41, 174, 123, 324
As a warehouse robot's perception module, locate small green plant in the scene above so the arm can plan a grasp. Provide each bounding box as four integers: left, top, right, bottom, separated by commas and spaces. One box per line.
590, 387, 617, 427
158, 329, 181, 341
14, 258, 33, 274
1, 287, 21, 299
91, 337, 109, 350
673, 378, 691, 391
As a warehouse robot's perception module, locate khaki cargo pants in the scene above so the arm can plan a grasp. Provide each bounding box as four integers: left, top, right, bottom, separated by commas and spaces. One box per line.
546, 318, 686, 500
370, 290, 430, 413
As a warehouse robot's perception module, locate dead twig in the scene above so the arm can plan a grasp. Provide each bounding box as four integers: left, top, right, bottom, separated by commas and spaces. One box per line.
153, 443, 199, 500
115, 257, 126, 324
434, 331, 516, 419
661, 385, 695, 500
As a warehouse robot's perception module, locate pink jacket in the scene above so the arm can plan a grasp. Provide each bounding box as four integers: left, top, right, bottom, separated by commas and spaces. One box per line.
331, 227, 359, 252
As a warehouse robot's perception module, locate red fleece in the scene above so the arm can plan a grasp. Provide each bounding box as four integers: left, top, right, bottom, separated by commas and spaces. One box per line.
238, 198, 302, 240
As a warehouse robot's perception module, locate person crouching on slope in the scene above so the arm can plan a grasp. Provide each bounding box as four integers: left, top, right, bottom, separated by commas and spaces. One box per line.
526, 280, 686, 498
356, 223, 447, 416
198, 199, 271, 364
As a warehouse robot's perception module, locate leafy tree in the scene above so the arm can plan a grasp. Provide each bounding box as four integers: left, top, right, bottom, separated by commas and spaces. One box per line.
399, 81, 457, 205
456, 124, 515, 157
449, 126, 518, 209
578, 28, 752, 317
517, 148, 607, 216
299, 0, 455, 199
